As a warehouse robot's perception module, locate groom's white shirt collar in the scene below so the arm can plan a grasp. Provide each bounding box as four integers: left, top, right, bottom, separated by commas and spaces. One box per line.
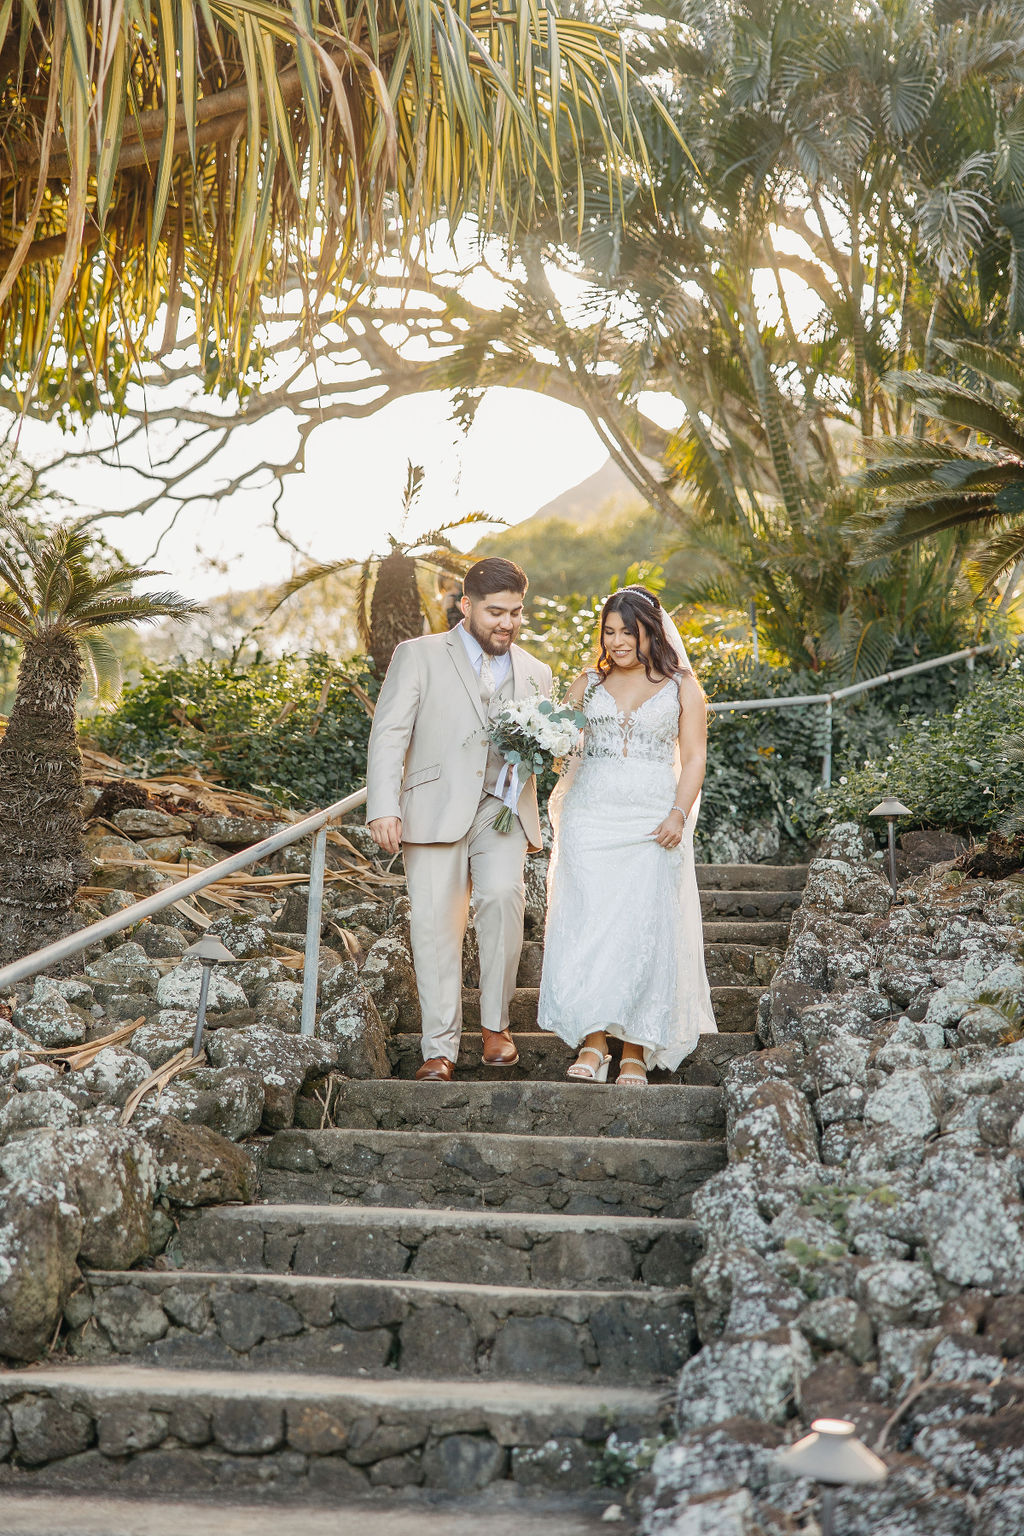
457, 621, 512, 685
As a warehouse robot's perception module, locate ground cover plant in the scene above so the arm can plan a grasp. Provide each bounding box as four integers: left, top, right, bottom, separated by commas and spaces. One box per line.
90, 654, 379, 810
814, 666, 1024, 838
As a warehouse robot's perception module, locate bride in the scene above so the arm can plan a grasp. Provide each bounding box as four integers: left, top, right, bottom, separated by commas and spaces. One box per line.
537, 584, 717, 1086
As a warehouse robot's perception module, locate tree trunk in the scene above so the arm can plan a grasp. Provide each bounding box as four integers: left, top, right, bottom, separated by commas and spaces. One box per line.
369, 552, 424, 677
0, 632, 89, 964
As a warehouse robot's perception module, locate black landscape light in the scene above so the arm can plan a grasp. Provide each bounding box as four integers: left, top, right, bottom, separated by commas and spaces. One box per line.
182, 934, 237, 1056
870, 797, 911, 896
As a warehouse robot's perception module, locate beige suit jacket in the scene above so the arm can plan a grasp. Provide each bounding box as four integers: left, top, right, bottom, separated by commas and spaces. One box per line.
366, 629, 553, 852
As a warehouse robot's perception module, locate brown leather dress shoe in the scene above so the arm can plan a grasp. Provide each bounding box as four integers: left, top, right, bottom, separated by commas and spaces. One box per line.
416, 1057, 454, 1082
481, 1028, 519, 1066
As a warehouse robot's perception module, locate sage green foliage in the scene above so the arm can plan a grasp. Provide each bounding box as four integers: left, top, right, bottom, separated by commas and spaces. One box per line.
90, 653, 378, 808
815, 669, 1024, 835
87, 642, 1011, 845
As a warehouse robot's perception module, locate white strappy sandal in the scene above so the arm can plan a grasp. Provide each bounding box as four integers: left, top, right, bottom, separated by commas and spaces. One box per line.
567, 1046, 611, 1082
616, 1060, 648, 1087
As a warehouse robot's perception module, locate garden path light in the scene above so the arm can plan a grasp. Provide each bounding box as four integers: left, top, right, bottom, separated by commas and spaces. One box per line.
778, 1418, 887, 1536
182, 935, 237, 1057
870, 798, 911, 895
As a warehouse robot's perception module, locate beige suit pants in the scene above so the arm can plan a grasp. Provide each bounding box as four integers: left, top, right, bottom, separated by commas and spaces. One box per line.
403, 792, 528, 1063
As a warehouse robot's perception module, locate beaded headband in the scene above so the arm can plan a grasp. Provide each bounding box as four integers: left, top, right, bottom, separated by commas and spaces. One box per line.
615, 584, 661, 610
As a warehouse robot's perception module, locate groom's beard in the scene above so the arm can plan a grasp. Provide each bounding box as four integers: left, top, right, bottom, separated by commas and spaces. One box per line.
465, 614, 518, 656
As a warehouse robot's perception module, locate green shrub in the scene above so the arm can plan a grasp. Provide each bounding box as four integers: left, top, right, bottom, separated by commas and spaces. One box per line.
689, 647, 991, 857
526, 587, 995, 857
813, 666, 1024, 836
88, 644, 1017, 849
88, 653, 378, 808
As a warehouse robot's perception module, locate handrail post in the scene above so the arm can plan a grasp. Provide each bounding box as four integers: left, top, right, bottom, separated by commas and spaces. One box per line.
821, 699, 833, 787
300, 826, 328, 1037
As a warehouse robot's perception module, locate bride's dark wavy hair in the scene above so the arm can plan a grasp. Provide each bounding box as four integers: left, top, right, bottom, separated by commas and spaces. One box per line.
596, 586, 695, 682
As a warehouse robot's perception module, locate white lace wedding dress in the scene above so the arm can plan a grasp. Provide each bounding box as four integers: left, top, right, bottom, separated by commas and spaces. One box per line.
538, 670, 717, 1069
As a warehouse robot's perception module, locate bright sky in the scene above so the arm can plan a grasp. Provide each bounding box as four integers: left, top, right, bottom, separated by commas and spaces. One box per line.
21, 384, 612, 599
16, 224, 815, 600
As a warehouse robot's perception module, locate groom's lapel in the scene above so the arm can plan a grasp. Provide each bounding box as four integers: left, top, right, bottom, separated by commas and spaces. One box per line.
510, 644, 533, 699
446, 629, 486, 725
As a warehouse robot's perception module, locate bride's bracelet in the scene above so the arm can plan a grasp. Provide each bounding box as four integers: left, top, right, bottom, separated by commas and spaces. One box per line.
669, 805, 687, 820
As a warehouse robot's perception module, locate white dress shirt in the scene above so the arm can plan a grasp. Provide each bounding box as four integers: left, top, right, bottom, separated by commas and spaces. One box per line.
458, 622, 512, 689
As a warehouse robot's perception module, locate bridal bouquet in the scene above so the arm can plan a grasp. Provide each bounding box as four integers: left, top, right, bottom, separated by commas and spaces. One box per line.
487, 696, 586, 833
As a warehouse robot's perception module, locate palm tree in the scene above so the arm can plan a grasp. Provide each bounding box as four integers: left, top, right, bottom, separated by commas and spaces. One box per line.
0, 0, 657, 410
856, 341, 1024, 596
667, 487, 984, 681
0, 516, 201, 962
266, 463, 497, 675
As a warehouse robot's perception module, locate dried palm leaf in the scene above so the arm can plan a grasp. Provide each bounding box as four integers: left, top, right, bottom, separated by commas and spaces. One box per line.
121, 1047, 201, 1126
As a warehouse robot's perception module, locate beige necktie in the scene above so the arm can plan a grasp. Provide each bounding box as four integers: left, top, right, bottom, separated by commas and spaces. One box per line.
479, 652, 495, 704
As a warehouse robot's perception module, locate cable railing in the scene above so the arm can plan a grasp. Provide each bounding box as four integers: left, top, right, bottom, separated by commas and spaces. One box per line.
709, 643, 996, 786
0, 787, 368, 1033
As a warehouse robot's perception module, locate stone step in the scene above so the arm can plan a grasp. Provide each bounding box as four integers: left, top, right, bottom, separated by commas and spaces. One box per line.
304, 1079, 724, 1141
0, 1492, 626, 1536
699, 887, 802, 918
387, 1030, 757, 1084
701, 919, 791, 945
70, 1270, 695, 1386
0, 1365, 669, 1496
512, 930, 786, 987
704, 941, 782, 987
262, 1128, 726, 1218
709, 985, 762, 1031
695, 862, 808, 890
168, 1204, 703, 1289
457, 985, 760, 1034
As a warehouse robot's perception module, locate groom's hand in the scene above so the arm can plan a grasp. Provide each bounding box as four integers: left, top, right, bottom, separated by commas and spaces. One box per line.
369, 816, 403, 855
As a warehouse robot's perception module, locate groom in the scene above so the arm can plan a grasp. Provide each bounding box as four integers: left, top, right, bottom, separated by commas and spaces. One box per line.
366, 557, 553, 1081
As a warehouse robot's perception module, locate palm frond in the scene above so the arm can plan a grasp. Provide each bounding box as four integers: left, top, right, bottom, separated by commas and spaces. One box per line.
968, 525, 1024, 590
0, 513, 39, 611
78, 631, 123, 699
64, 592, 204, 631
410, 512, 507, 546
934, 338, 1024, 403
882, 370, 1024, 455
0, 599, 31, 641
0, 0, 667, 401
265, 559, 360, 618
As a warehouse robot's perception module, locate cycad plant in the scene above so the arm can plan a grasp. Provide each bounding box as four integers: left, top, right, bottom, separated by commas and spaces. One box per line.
0, 516, 200, 962
856, 341, 1024, 597
267, 464, 498, 676
666, 487, 984, 681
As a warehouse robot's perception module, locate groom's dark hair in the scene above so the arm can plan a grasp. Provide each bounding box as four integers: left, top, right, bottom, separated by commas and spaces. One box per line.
463, 558, 528, 600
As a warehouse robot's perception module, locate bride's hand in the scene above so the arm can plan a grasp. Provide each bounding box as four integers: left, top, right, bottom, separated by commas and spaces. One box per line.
652, 807, 685, 849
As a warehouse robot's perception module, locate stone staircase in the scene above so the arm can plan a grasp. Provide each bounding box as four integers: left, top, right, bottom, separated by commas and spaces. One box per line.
0, 863, 806, 1506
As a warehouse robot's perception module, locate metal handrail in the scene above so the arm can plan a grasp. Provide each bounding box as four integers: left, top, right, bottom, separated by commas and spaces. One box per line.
0, 642, 999, 1007
708, 643, 996, 786
0, 786, 368, 1035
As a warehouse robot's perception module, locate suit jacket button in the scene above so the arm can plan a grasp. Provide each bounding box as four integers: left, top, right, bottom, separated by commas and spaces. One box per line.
476, 770, 483, 777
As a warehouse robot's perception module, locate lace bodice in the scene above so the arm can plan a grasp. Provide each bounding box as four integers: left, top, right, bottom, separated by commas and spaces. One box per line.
539, 668, 716, 1069
582, 671, 680, 764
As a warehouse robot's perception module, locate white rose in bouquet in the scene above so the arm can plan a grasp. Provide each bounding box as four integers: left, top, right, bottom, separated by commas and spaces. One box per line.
484, 694, 586, 832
